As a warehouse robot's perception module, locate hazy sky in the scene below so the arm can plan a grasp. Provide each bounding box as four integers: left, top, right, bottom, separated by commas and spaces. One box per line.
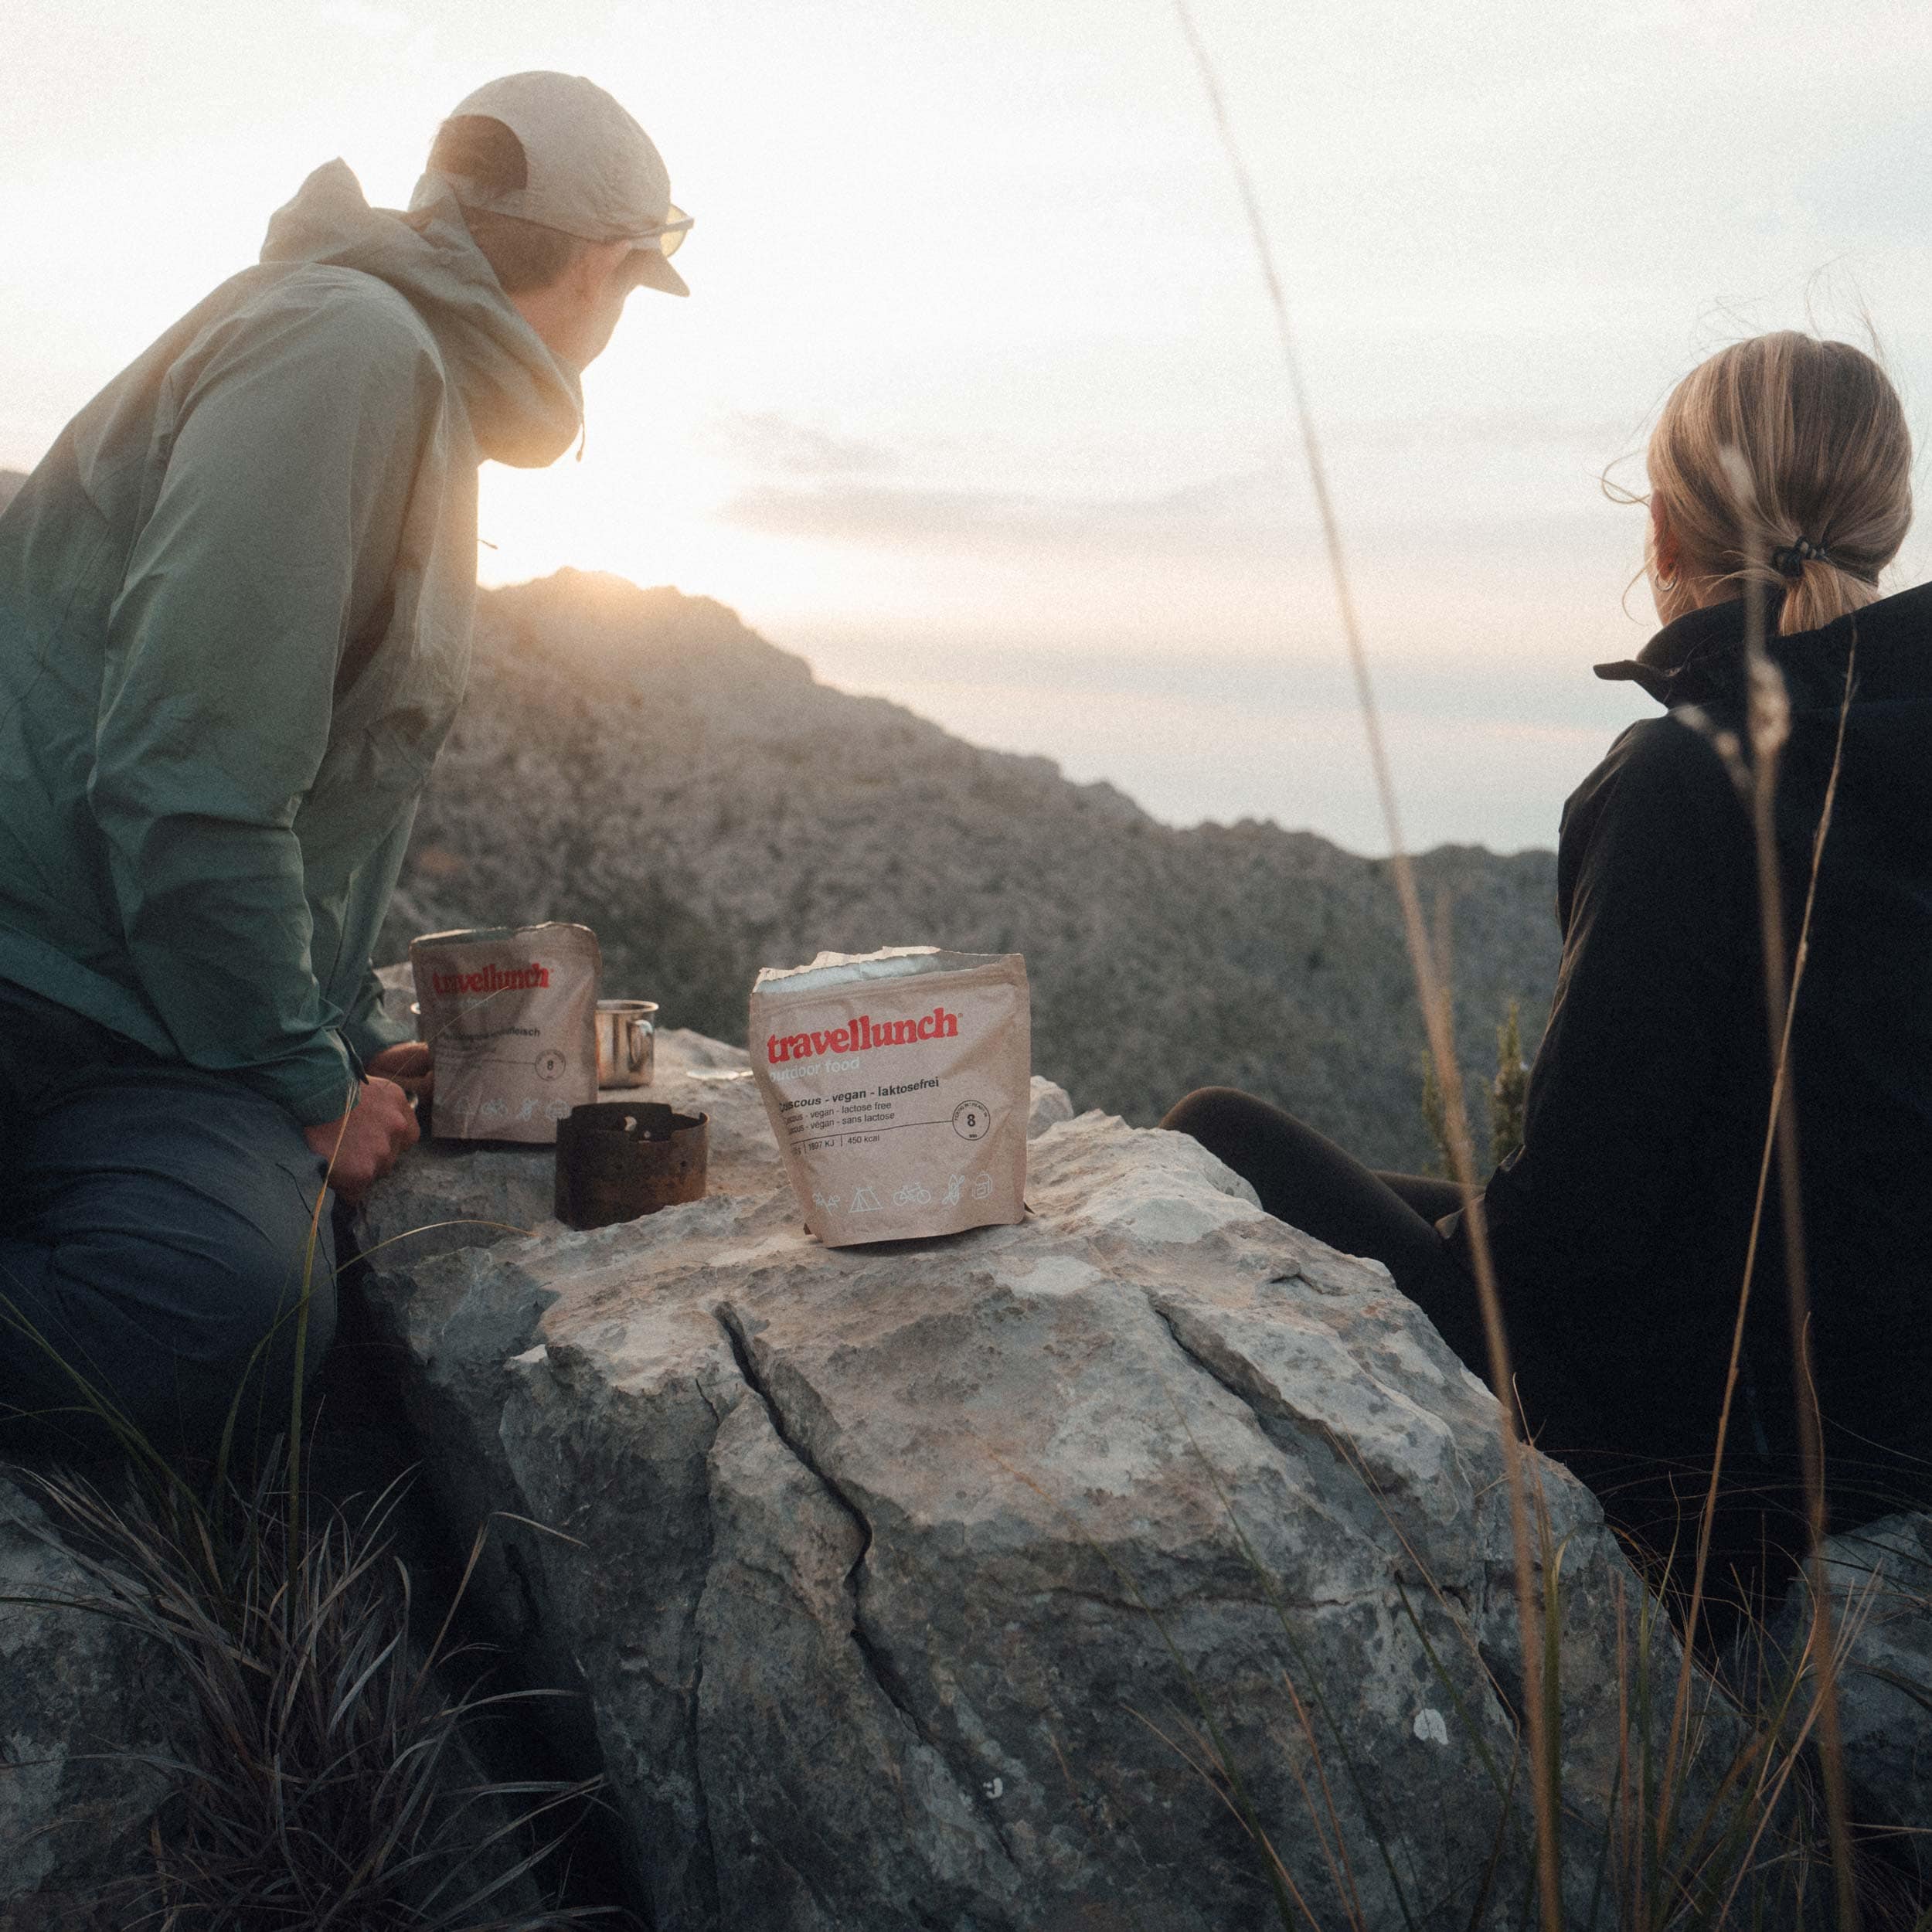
9, 0, 1931, 852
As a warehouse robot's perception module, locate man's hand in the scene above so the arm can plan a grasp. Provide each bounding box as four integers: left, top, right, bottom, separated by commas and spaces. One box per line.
366, 1040, 433, 1099
304, 1076, 420, 1203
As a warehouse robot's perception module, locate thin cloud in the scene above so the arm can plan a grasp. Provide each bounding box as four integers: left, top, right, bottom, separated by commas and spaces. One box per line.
1336, 407, 1639, 454
704, 410, 898, 480
715, 466, 1298, 556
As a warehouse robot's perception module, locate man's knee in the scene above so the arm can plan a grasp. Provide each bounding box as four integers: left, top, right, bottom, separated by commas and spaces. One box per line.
6, 1088, 339, 1443
129, 1192, 336, 1421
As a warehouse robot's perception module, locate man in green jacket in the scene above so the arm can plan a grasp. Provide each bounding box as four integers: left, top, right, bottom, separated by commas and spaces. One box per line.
0, 72, 692, 1453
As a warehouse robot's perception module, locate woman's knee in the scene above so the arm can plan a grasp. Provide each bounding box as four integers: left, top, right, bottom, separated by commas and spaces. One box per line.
1161, 1085, 1275, 1143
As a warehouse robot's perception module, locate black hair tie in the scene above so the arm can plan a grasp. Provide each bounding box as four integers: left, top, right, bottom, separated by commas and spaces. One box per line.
1770, 536, 1831, 578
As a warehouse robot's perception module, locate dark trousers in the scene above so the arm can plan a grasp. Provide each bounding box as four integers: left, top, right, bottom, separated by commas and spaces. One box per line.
0, 980, 336, 1461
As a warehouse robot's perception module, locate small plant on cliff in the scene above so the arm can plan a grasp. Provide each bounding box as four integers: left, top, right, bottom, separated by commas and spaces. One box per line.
1491, 998, 1529, 1167
1418, 1052, 1460, 1179
1419, 998, 1529, 1179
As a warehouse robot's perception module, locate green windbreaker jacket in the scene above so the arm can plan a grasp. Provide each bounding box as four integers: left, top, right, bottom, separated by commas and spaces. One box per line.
0, 161, 581, 1125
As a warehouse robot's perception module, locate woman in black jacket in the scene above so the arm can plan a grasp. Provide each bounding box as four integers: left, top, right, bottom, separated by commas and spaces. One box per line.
1166, 332, 1932, 1628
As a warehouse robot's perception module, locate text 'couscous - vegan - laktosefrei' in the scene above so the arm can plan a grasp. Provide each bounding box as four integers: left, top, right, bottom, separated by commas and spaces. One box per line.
749, 948, 1031, 1246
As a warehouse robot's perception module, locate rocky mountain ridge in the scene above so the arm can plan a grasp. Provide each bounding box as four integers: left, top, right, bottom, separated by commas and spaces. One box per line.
381, 570, 1561, 1169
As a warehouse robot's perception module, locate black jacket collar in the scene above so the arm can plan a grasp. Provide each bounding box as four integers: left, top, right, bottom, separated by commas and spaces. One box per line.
1593, 581, 1932, 713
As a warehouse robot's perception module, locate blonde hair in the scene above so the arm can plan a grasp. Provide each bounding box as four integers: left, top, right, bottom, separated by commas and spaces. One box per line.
1647, 332, 1912, 635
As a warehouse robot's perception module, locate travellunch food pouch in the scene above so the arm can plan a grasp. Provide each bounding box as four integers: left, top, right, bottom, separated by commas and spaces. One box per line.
410, 923, 600, 1145
749, 948, 1030, 1247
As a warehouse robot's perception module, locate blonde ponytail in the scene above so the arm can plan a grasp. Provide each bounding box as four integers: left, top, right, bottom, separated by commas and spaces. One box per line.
1648, 332, 1911, 636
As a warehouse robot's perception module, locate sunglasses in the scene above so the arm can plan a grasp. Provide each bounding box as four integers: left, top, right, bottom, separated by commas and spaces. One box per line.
645, 204, 692, 259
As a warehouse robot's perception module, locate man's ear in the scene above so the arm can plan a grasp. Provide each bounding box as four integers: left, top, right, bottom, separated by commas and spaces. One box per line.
574, 236, 634, 298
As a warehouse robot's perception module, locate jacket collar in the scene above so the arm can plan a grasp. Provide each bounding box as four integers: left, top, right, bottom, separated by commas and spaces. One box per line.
1593, 598, 1757, 708
1594, 581, 1932, 714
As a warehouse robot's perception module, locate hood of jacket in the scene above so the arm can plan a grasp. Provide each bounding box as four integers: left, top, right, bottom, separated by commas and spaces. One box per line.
259, 158, 583, 468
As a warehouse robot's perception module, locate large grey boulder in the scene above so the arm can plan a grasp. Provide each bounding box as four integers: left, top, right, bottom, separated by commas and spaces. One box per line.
0, 1476, 172, 1926
356, 1049, 1757, 1930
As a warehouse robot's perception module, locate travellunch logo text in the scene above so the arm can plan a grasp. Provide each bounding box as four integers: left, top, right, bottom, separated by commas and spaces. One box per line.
766, 1008, 959, 1063
430, 961, 552, 998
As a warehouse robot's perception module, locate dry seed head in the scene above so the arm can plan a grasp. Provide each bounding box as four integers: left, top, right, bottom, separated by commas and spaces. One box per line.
1748, 656, 1792, 764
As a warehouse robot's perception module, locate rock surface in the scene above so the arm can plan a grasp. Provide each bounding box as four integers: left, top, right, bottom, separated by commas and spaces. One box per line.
355, 1040, 1750, 1930
0, 1476, 172, 1924
1755, 1511, 1932, 1879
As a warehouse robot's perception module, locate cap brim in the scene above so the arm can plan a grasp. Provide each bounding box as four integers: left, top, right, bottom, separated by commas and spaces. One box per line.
628, 246, 689, 298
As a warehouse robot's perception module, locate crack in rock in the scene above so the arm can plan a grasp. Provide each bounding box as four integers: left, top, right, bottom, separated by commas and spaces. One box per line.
1149, 1292, 1429, 1531
685, 1475, 722, 1922
713, 1304, 1022, 1874
1148, 1296, 1336, 1471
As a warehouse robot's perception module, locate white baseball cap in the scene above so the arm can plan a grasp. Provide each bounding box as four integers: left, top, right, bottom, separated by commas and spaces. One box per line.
420, 71, 692, 297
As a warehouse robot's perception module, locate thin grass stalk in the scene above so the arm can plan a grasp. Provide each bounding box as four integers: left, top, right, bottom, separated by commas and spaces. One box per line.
1156, 1399, 1425, 1927
1393, 1581, 1527, 1826
1662, 633, 1856, 1823
1610, 1577, 1633, 1930
1168, 9, 1563, 1925
1278, 1668, 1372, 1930
286, 1093, 355, 1571
342, 1219, 537, 1272
1710, 1630, 1839, 1928
1236, 1705, 1358, 1930
1331, 1465, 1586, 1919
1125, 1701, 1313, 1929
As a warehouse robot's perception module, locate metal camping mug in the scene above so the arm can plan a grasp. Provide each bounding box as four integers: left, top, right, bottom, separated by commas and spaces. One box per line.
554, 1104, 709, 1230
595, 999, 658, 1088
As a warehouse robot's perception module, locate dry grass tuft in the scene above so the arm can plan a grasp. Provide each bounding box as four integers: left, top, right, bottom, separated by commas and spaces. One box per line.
9, 1445, 616, 1931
